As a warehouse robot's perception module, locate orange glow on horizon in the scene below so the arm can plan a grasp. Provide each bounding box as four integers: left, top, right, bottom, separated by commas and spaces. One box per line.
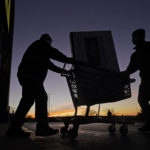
26, 108, 138, 118
26, 114, 35, 119
48, 108, 86, 117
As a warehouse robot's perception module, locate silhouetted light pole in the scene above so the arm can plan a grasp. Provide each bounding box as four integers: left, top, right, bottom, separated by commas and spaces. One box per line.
98, 104, 100, 117
47, 94, 52, 116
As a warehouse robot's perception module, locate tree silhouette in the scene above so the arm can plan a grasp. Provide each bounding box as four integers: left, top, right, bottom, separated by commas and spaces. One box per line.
80, 109, 97, 116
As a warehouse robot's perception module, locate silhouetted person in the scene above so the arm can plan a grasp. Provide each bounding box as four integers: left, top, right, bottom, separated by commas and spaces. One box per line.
123, 29, 150, 131
7, 34, 74, 137
107, 109, 112, 119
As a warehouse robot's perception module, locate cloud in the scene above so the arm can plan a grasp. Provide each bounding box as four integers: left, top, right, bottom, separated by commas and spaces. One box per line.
49, 107, 86, 117
52, 101, 74, 112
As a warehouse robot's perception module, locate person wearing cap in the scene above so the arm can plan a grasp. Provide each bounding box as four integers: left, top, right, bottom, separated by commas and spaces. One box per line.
7, 34, 75, 137
123, 29, 150, 131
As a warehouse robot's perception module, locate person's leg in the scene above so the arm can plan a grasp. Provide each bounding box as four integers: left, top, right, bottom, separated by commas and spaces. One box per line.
7, 84, 36, 136
35, 85, 48, 125
138, 83, 150, 130
35, 84, 59, 136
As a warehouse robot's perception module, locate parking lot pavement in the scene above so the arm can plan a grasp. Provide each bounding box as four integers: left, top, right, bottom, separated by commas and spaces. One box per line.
0, 123, 74, 150
25, 122, 150, 150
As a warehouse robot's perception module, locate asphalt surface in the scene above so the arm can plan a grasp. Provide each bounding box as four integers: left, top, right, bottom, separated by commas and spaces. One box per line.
0, 123, 74, 150
25, 122, 150, 150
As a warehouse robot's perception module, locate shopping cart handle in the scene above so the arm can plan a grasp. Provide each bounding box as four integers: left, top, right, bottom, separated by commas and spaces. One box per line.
61, 72, 70, 77
61, 62, 76, 77
61, 63, 72, 77
130, 78, 136, 83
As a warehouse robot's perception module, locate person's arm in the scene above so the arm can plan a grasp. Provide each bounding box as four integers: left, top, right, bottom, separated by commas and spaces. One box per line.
119, 52, 139, 82
48, 60, 69, 74
48, 46, 75, 64
125, 52, 139, 75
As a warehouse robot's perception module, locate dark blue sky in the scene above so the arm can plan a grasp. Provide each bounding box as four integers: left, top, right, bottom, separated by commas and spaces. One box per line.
9, 0, 150, 115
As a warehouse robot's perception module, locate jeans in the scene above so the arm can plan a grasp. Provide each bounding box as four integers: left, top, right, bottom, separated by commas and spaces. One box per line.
11, 80, 48, 128
138, 83, 150, 124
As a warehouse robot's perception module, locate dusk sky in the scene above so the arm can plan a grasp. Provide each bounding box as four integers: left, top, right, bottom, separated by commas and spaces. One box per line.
9, 0, 150, 116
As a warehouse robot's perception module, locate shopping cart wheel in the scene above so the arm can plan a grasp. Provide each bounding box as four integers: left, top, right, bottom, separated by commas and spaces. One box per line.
67, 128, 78, 141
108, 123, 116, 134
119, 124, 128, 135
60, 126, 68, 136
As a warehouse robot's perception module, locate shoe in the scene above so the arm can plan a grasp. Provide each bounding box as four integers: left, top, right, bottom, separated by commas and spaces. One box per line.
138, 124, 150, 132
6, 127, 31, 137
35, 126, 59, 136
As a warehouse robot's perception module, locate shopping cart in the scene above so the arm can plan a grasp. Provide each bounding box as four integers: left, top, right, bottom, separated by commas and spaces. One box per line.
60, 62, 135, 140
